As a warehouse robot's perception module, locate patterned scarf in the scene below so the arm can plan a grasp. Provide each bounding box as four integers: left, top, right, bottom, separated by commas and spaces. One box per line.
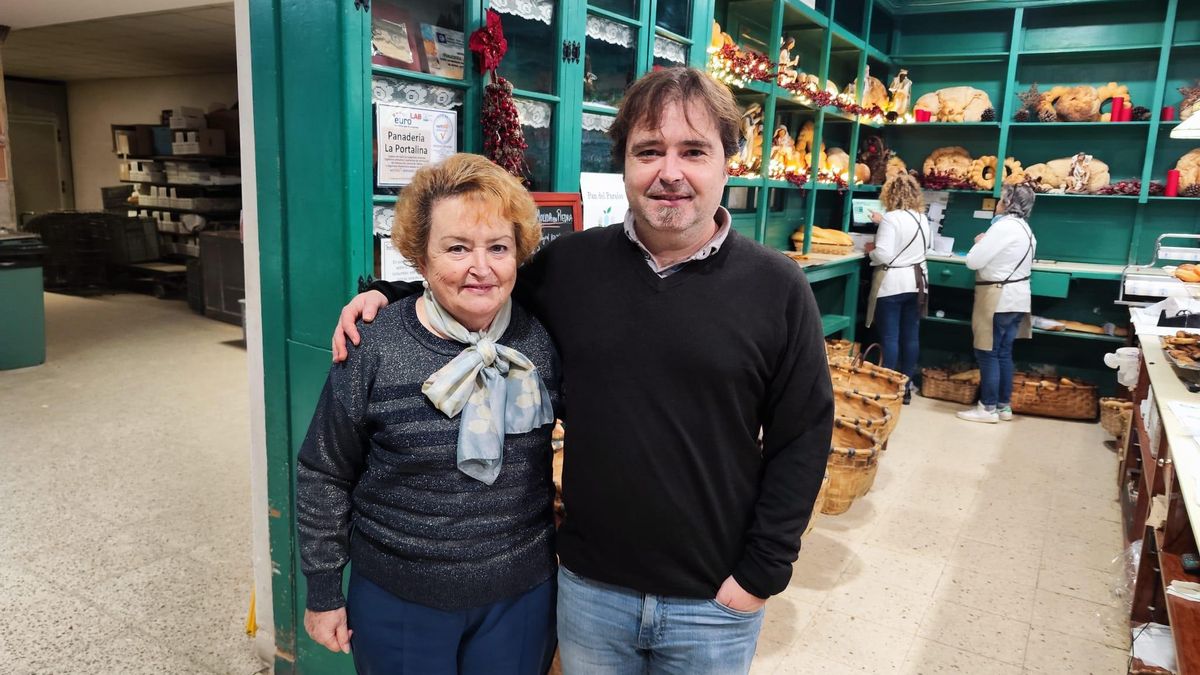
420, 287, 555, 484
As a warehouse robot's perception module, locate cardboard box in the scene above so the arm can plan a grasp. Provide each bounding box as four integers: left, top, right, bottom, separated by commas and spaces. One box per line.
113, 125, 155, 156
171, 129, 226, 156
169, 106, 207, 130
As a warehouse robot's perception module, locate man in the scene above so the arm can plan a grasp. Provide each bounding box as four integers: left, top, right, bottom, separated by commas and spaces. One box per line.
332, 67, 833, 673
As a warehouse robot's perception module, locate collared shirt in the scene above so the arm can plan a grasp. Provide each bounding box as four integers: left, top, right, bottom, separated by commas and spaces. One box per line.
623, 206, 733, 278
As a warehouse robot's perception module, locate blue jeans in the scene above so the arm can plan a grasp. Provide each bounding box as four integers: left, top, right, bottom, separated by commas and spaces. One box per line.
874, 292, 920, 385
557, 566, 764, 675
346, 572, 556, 675
975, 312, 1025, 408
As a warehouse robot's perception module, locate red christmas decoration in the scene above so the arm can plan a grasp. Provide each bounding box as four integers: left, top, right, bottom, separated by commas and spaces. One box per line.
920, 170, 977, 191
469, 10, 529, 184
468, 9, 508, 74
780, 79, 885, 119
784, 169, 849, 193
713, 43, 776, 83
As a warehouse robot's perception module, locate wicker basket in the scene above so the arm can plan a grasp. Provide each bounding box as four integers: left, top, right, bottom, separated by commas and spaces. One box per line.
1010, 373, 1099, 420
834, 387, 896, 442
826, 339, 861, 361
920, 367, 980, 405
821, 419, 880, 516
1100, 398, 1134, 438
804, 473, 830, 536
829, 345, 908, 428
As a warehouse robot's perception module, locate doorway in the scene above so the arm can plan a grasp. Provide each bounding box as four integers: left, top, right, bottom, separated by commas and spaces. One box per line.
9, 115, 66, 223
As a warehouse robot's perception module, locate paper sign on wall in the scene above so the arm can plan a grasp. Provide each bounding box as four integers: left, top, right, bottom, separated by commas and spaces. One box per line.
377, 104, 457, 187
381, 237, 424, 283
579, 172, 628, 230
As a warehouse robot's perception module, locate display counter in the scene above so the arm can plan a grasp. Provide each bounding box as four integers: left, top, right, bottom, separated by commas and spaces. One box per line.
790, 251, 865, 339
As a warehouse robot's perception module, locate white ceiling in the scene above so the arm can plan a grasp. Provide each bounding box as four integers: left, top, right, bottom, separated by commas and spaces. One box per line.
2, 4, 236, 81
3, 0, 222, 31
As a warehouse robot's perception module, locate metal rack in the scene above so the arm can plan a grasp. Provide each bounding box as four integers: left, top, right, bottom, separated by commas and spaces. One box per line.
1118, 233, 1200, 307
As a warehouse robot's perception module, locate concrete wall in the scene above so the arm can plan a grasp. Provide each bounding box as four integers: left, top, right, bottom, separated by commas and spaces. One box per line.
66, 73, 237, 211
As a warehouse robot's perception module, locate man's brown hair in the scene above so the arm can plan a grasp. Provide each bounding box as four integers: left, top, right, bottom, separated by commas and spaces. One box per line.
608, 67, 742, 164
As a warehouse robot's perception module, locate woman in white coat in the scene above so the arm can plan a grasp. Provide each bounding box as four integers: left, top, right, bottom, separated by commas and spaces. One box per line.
957, 183, 1038, 424
865, 173, 930, 404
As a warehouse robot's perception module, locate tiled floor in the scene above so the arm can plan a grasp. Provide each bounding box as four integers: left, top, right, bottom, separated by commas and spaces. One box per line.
0, 293, 264, 674
751, 394, 1132, 674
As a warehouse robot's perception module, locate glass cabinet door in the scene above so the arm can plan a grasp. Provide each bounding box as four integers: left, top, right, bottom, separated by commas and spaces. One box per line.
584, 14, 638, 107
372, 0, 466, 80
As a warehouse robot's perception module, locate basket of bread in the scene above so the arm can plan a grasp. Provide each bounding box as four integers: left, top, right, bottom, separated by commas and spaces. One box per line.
920, 367, 980, 405
1099, 397, 1134, 441
1010, 373, 1098, 420
825, 338, 860, 361
792, 226, 854, 255
1162, 331, 1200, 370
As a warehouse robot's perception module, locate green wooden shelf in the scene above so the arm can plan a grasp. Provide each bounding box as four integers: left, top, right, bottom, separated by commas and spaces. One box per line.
1147, 196, 1200, 201
373, 194, 398, 204
1010, 121, 1153, 128
891, 122, 1000, 129
1032, 193, 1141, 200
726, 176, 763, 188
821, 314, 852, 336
923, 316, 1125, 343
891, 52, 1009, 64
1019, 45, 1163, 58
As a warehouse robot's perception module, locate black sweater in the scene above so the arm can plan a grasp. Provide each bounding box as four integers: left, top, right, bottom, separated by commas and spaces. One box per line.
376, 225, 832, 599
296, 297, 560, 612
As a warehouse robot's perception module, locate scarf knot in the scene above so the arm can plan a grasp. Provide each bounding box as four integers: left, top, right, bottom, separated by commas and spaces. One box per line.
418, 288, 554, 484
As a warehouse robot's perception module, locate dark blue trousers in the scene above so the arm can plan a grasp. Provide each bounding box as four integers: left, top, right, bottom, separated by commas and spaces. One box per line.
346, 572, 556, 675
874, 292, 921, 386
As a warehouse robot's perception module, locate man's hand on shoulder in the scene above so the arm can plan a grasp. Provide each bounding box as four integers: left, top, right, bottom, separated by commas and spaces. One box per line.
331, 290, 389, 362
715, 575, 766, 613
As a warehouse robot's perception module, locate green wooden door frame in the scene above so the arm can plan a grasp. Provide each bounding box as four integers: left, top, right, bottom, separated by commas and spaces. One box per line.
250, 0, 370, 670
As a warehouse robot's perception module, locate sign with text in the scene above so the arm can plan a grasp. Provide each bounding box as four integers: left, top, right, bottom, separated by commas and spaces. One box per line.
579, 172, 628, 229
530, 192, 583, 253
376, 104, 457, 187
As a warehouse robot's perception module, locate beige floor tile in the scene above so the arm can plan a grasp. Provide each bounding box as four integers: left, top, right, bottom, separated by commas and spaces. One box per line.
899, 637, 1023, 675
749, 640, 787, 675
793, 608, 914, 674
775, 645, 866, 674
758, 597, 820, 647
1036, 562, 1124, 607
823, 576, 934, 634
1049, 489, 1122, 524
1022, 626, 1129, 674
957, 518, 1047, 556
946, 537, 1042, 577
1043, 531, 1124, 573
836, 544, 946, 596
1030, 588, 1129, 649
932, 565, 1038, 622
917, 600, 1031, 665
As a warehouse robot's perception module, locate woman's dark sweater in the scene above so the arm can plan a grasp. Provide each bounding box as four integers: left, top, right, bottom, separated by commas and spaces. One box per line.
296, 296, 561, 612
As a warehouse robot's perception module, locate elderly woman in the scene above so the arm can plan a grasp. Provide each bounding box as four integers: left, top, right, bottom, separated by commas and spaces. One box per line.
865, 173, 930, 404
957, 183, 1038, 424
296, 153, 559, 674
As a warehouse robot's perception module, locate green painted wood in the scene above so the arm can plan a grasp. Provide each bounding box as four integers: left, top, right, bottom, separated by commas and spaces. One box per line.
1029, 270, 1070, 297
928, 260, 975, 290
1138, 0, 1178, 202
556, 0, 586, 192
821, 313, 851, 335
923, 316, 1124, 343
994, 8, 1022, 200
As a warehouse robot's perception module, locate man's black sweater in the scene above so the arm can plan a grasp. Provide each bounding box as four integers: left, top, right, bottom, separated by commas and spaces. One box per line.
377, 225, 832, 599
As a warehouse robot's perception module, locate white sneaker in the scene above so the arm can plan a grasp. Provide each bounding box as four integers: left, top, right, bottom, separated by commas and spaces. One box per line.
998, 406, 1013, 421
957, 403, 999, 424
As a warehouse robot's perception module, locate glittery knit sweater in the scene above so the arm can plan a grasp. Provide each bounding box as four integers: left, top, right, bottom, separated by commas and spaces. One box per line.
296, 296, 561, 612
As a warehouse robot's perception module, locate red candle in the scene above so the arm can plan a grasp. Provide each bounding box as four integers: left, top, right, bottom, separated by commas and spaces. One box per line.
1121, 102, 1134, 122
1163, 105, 1176, 122
1167, 169, 1181, 197
915, 109, 931, 122
1110, 97, 1125, 122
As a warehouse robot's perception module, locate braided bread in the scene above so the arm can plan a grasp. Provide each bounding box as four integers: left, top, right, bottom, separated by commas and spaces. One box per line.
969, 156, 1025, 190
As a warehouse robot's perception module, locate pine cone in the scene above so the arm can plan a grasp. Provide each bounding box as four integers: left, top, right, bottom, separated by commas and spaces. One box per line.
1014, 109, 1030, 122
1131, 106, 1151, 121
1183, 184, 1200, 198
980, 107, 996, 122
1038, 108, 1058, 123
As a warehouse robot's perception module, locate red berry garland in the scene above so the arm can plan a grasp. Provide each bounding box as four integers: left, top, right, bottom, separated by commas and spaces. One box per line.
469, 10, 530, 185
780, 79, 885, 118
713, 43, 776, 83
